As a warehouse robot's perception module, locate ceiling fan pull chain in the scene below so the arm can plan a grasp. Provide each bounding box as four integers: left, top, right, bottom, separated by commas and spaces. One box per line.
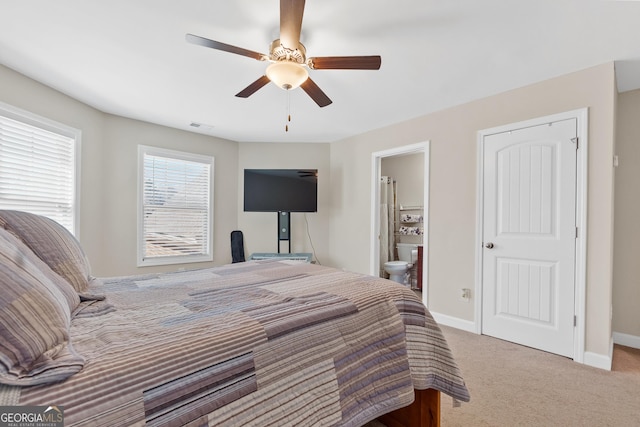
285, 89, 291, 132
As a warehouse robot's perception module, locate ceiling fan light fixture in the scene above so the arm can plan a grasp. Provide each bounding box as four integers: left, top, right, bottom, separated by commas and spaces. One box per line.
266, 61, 308, 90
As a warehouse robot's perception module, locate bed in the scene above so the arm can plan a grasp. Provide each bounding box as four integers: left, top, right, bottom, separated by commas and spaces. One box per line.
0, 210, 469, 426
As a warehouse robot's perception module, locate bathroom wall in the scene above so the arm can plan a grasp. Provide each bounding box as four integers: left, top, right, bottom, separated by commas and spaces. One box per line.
381, 152, 425, 246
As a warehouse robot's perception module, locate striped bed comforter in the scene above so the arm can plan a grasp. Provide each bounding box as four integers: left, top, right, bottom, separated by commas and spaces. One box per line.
1, 260, 469, 426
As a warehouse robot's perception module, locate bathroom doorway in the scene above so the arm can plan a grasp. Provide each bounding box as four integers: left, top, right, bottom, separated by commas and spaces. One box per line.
370, 142, 430, 306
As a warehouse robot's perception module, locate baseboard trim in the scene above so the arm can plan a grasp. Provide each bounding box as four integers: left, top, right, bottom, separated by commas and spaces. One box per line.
613, 331, 640, 349
430, 311, 476, 333
431, 311, 619, 371
583, 338, 613, 371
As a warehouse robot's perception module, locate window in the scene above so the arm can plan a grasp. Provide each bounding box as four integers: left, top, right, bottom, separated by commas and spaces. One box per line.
138, 145, 213, 266
0, 102, 79, 235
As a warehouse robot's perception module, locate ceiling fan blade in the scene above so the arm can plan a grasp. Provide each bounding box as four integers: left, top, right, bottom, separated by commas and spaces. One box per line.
308, 56, 382, 70
186, 33, 265, 61
235, 75, 271, 98
300, 78, 332, 107
280, 0, 305, 50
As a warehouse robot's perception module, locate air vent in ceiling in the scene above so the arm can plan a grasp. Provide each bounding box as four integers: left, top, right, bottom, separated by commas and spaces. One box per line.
190, 122, 215, 130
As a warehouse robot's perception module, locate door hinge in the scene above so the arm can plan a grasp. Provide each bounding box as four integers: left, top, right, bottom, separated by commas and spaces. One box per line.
571, 137, 579, 149
574, 315, 577, 327
575, 227, 579, 238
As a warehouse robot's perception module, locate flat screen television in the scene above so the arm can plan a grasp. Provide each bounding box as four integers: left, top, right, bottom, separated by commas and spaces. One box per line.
244, 169, 317, 212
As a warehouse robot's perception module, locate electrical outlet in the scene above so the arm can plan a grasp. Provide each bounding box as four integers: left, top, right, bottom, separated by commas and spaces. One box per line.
461, 288, 471, 302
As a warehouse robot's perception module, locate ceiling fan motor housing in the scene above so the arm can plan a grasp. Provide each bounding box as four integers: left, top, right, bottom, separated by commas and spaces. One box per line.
270, 39, 306, 64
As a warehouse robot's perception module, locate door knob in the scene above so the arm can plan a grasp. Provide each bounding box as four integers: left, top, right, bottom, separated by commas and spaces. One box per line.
485, 242, 494, 249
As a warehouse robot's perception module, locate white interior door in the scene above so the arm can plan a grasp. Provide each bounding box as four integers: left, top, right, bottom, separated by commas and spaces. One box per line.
481, 119, 577, 358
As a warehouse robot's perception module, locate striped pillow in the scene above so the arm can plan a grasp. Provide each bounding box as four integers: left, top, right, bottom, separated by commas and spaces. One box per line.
0, 228, 84, 386
0, 210, 92, 294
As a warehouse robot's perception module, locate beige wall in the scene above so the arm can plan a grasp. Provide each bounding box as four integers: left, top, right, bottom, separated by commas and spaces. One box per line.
100, 115, 239, 276
613, 89, 640, 338
0, 64, 106, 270
2, 61, 627, 359
0, 64, 239, 276
0, 63, 327, 274
329, 63, 617, 358
237, 142, 330, 262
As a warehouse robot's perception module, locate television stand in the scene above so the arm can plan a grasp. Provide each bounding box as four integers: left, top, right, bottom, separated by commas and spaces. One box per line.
277, 211, 291, 253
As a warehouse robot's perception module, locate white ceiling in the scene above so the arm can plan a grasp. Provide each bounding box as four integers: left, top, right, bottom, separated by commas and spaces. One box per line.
1, 0, 640, 143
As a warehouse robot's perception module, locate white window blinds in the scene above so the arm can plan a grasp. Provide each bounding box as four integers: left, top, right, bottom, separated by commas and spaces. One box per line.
0, 104, 78, 234
138, 145, 213, 266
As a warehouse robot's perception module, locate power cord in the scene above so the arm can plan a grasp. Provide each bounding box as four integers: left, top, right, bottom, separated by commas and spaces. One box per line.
304, 213, 321, 265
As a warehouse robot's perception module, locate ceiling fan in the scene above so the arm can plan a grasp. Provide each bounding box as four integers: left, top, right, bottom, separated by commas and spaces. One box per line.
186, 0, 381, 108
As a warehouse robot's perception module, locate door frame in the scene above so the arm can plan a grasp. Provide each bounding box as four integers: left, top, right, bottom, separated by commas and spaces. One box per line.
474, 109, 588, 362
370, 141, 430, 306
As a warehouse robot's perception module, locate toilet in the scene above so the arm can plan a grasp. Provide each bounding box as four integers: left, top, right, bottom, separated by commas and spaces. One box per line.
384, 243, 419, 285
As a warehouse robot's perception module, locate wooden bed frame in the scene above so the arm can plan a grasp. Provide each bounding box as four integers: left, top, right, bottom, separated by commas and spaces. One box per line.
378, 388, 441, 427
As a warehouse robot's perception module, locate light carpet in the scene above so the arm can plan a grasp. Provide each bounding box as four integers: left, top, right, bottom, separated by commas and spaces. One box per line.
365, 326, 640, 426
